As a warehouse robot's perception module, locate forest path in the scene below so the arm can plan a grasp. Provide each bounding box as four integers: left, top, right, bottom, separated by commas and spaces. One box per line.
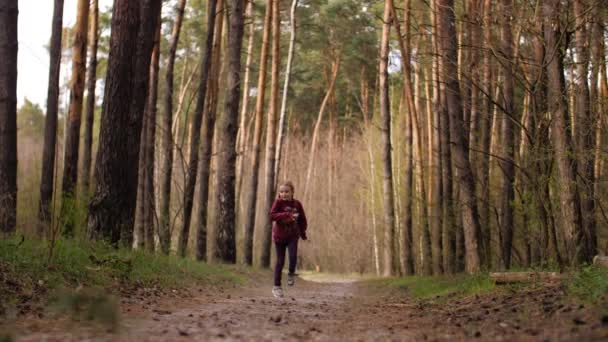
11, 272, 608, 341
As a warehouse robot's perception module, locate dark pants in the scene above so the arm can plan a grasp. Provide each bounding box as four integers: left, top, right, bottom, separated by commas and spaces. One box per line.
274, 238, 298, 286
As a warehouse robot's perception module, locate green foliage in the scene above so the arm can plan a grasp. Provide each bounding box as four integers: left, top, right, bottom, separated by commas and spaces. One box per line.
372, 274, 495, 300
0, 237, 244, 295
567, 265, 608, 305
16, 99, 45, 139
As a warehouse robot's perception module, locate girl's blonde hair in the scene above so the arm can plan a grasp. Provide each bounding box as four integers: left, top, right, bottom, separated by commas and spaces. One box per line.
279, 180, 295, 192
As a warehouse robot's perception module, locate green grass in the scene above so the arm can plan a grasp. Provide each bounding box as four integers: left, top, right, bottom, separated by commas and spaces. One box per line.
0, 236, 245, 297
370, 274, 495, 300
567, 265, 608, 305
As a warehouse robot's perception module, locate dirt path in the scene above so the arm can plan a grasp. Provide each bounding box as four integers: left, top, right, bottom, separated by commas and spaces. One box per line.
9, 274, 608, 341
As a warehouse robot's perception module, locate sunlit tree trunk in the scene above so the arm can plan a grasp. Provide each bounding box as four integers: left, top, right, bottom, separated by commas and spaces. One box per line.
439, 0, 482, 273
212, 0, 244, 262
159, 0, 187, 254
235, 0, 255, 204
87, 0, 161, 246
275, 0, 299, 182
81, 0, 99, 199
60, 0, 89, 235
379, 0, 396, 276
542, 0, 585, 265
258, 0, 282, 268
39, 0, 64, 235
177, 0, 219, 257
242, 0, 272, 265
0, 0, 18, 234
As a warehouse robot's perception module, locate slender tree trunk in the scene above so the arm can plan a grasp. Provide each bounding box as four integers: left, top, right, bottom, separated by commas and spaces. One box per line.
479, 0, 493, 265
159, 0, 187, 254
177, 0, 219, 257
144, 17, 161, 252
0, 0, 18, 234
60, 0, 89, 235
242, 0, 272, 265
195, 0, 225, 261
39, 0, 64, 235
439, 0, 482, 273
235, 0, 255, 204
87, 0, 162, 246
542, 0, 585, 265
81, 0, 99, 199
379, 0, 396, 276
573, 0, 597, 261
498, 0, 515, 269
275, 0, 299, 181
258, 0, 281, 268
303, 57, 340, 200
213, 0, 244, 262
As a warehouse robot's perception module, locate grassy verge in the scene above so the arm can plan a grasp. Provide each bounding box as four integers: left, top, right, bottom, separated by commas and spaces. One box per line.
567, 265, 608, 307
368, 274, 495, 300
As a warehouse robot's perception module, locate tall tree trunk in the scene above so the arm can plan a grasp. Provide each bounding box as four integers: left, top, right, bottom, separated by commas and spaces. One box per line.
573, 0, 597, 261
177, 0, 219, 257
39, 0, 64, 235
379, 0, 396, 276
235, 0, 255, 204
303, 57, 340, 200
87, 0, 162, 246
0, 0, 18, 234
274, 0, 299, 180
478, 0, 493, 265
60, 0, 89, 235
159, 0, 187, 254
212, 0, 244, 262
439, 0, 482, 273
242, 0, 272, 266
542, 0, 585, 265
81, 0, 99, 199
195, 0, 225, 262
258, 0, 281, 268
499, 0, 515, 269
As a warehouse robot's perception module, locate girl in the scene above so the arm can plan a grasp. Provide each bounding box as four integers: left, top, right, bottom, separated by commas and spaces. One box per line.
269, 181, 308, 298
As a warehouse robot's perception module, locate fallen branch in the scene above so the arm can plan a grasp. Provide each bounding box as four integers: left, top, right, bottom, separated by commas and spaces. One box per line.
490, 272, 564, 284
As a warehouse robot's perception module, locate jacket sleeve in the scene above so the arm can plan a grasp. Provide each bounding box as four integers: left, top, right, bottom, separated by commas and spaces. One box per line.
270, 199, 294, 224
297, 201, 308, 238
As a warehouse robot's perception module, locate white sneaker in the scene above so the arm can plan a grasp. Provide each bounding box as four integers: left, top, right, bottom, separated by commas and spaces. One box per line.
287, 274, 295, 286
272, 286, 283, 298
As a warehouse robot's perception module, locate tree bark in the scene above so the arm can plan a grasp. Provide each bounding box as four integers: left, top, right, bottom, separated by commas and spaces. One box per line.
258, 0, 281, 268
60, 0, 89, 235
39, 0, 64, 235
242, 0, 272, 266
573, 0, 597, 261
498, 0, 515, 269
159, 0, 187, 254
379, 0, 396, 276
81, 0, 99, 199
542, 0, 585, 265
212, 0, 244, 263
439, 0, 482, 273
274, 0, 299, 181
177, 0, 219, 258
235, 0, 255, 203
87, 0, 162, 247
0, 0, 18, 234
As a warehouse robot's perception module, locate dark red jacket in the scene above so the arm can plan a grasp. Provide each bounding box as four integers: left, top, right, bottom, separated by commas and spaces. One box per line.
270, 198, 307, 242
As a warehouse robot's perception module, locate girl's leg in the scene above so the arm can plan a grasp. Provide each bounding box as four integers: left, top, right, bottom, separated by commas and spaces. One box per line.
274, 241, 288, 286
287, 238, 299, 275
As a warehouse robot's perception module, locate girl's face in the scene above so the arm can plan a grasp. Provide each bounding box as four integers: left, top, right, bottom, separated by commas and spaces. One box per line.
278, 185, 294, 200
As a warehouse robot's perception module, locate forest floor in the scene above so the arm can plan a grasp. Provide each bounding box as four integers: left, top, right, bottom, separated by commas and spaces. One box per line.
4, 271, 608, 341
